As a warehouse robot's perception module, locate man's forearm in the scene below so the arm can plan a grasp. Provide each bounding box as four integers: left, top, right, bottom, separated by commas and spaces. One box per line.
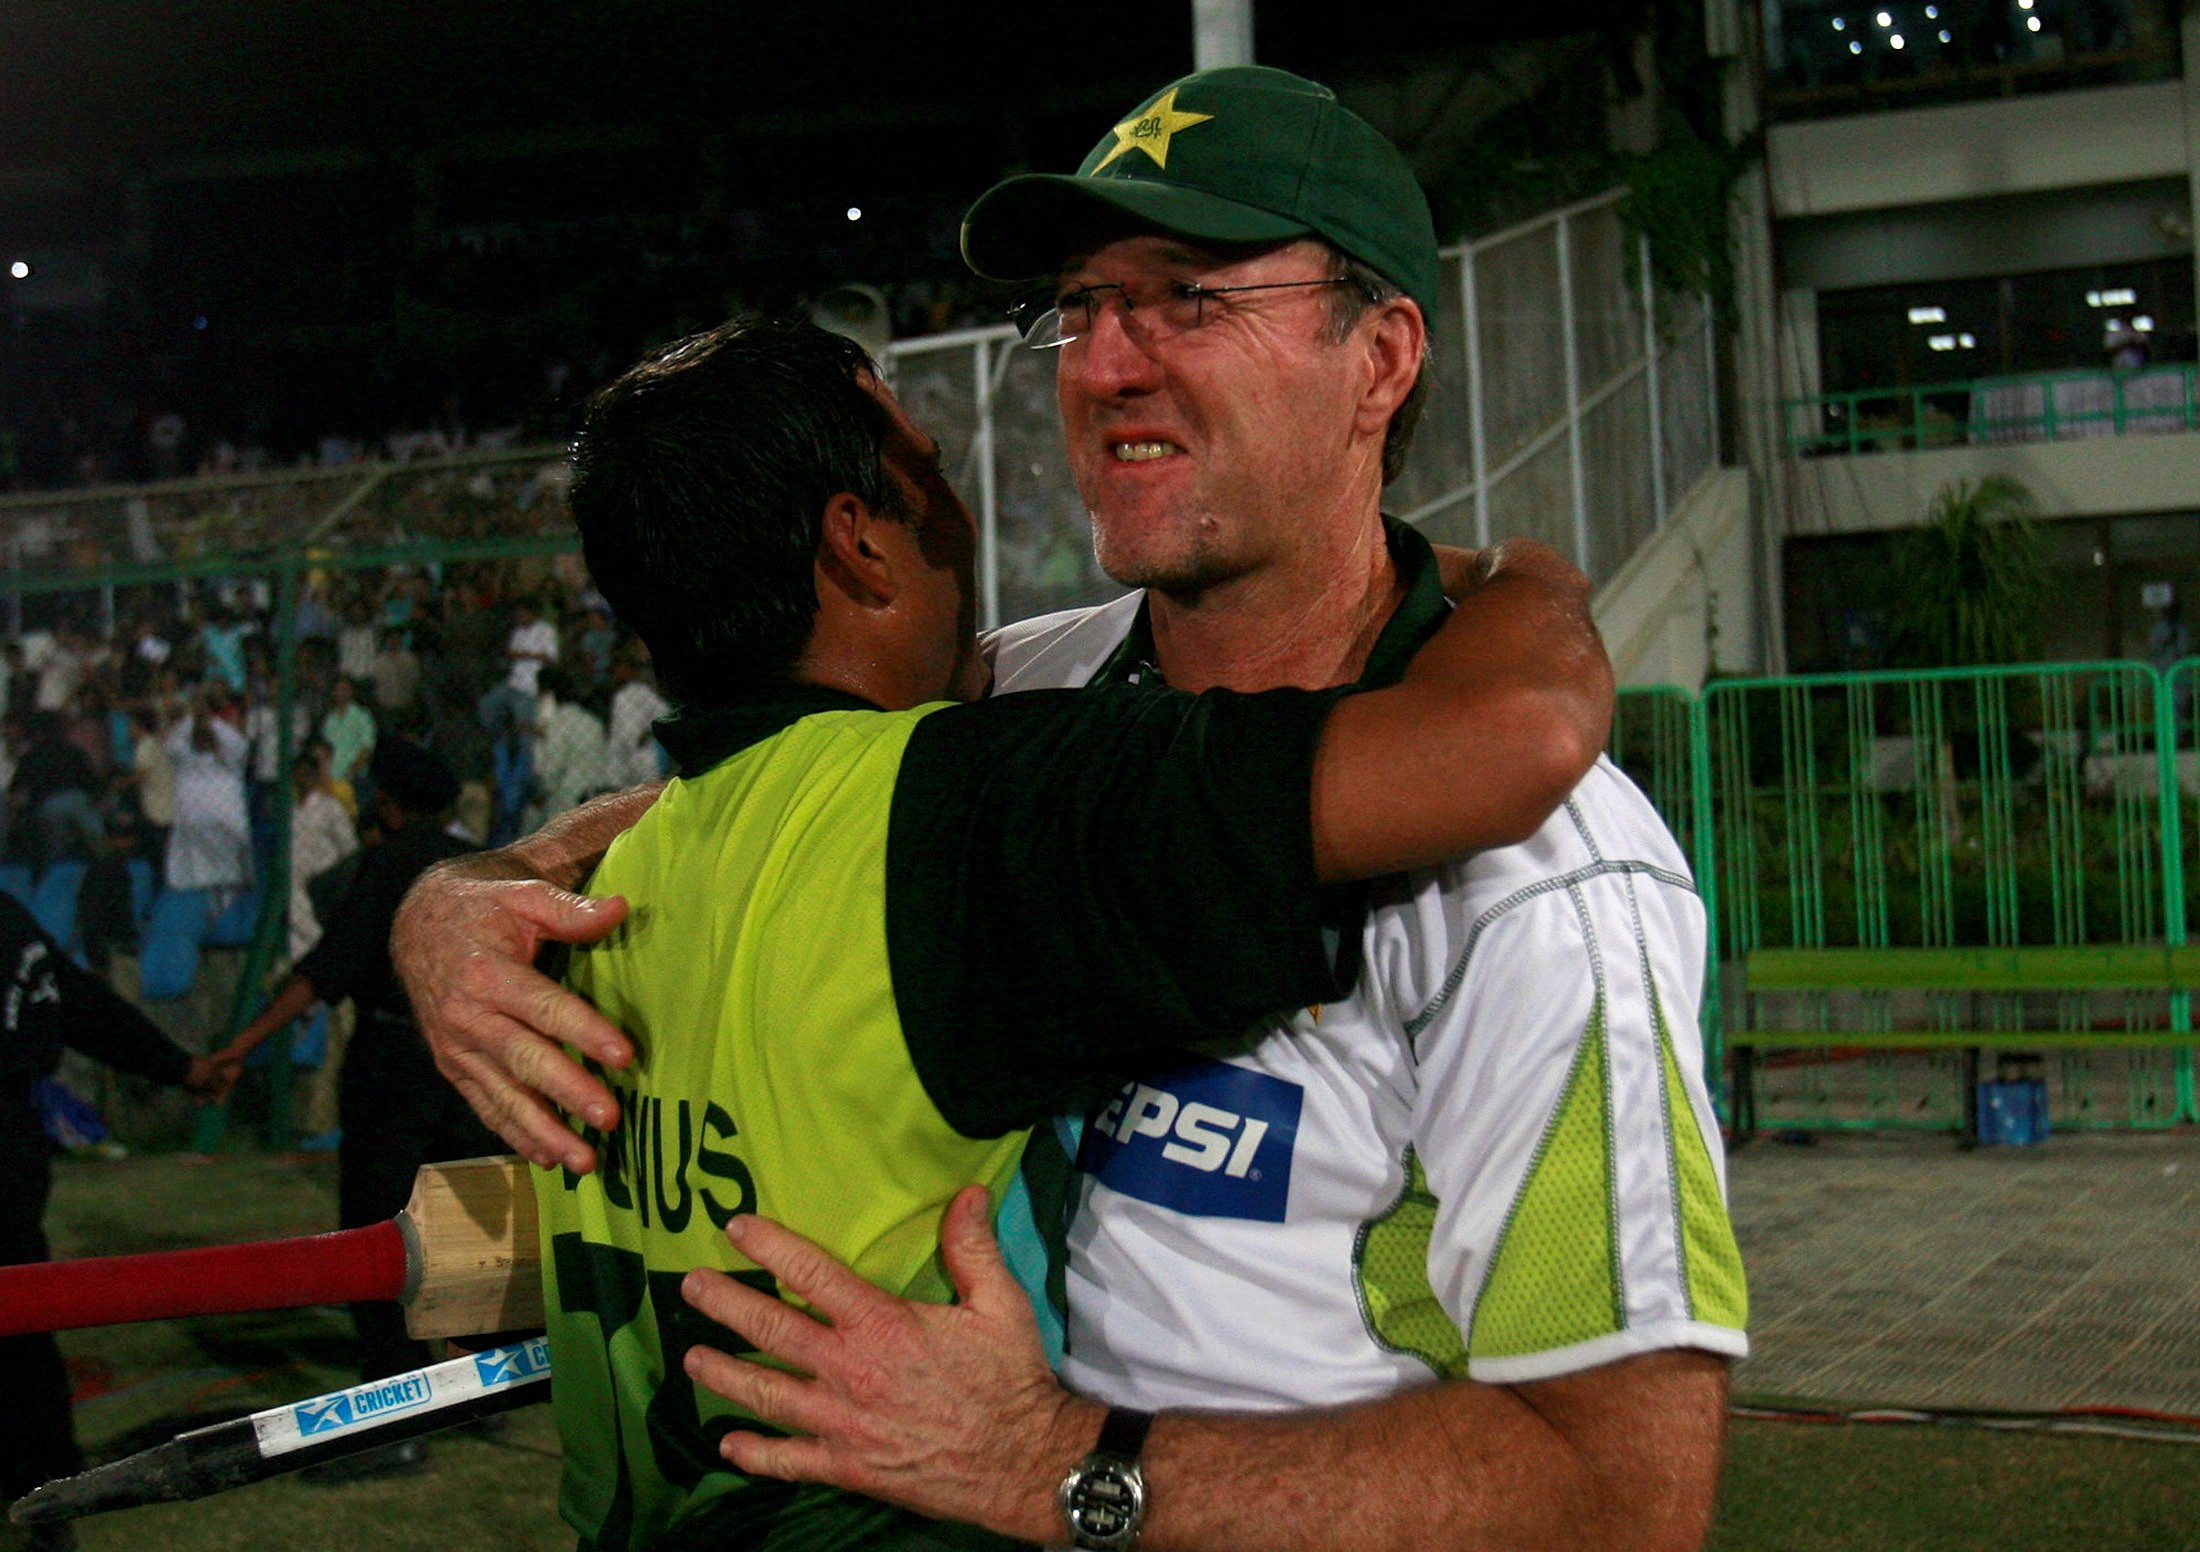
1023, 1354, 1725, 1552
485, 780, 664, 890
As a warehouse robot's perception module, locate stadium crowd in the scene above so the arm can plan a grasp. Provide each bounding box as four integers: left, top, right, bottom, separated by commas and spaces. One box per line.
0, 562, 668, 985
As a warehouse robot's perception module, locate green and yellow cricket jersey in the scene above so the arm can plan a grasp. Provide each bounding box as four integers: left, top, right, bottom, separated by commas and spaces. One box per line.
540, 681, 1365, 1551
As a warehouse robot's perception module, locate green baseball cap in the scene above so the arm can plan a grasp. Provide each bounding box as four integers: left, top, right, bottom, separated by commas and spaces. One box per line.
961, 65, 1439, 318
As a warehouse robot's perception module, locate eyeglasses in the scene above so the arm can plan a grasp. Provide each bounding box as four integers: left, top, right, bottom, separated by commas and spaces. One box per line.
1008, 276, 1370, 351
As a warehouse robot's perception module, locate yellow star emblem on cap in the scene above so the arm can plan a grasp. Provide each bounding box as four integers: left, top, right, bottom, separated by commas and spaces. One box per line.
1092, 87, 1215, 174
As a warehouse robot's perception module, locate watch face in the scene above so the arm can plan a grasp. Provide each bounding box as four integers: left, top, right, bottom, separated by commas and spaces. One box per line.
1064, 1458, 1145, 1548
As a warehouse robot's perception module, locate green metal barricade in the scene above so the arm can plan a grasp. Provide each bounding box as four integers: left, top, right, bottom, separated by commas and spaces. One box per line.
1609, 685, 1726, 1111
1704, 663, 2194, 1134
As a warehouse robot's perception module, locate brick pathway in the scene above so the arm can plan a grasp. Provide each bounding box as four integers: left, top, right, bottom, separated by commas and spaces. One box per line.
1726, 1127, 2200, 1415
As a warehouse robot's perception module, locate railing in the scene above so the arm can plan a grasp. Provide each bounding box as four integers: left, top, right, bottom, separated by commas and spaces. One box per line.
1782, 364, 2200, 456
1614, 659, 2199, 1135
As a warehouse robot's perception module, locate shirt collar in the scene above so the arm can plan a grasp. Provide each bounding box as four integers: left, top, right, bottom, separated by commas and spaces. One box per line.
1091, 516, 1448, 692
653, 685, 881, 777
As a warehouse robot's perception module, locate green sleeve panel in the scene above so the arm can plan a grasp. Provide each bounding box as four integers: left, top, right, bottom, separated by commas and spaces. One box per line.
1469, 1002, 1625, 1361
1662, 1026, 1750, 1331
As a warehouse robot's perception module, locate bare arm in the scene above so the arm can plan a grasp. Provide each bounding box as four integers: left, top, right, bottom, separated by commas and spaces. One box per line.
1311, 538, 1611, 881
391, 780, 662, 1171
685, 1189, 1726, 1552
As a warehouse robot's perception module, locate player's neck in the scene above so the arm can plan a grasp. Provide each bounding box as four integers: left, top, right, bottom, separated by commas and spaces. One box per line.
1146, 520, 1403, 694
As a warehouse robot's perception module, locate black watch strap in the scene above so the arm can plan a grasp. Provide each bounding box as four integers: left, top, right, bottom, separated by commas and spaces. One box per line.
1095, 1407, 1153, 1461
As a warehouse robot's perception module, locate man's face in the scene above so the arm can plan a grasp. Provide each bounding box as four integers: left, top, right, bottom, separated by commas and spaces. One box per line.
860, 375, 986, 703
1052, 235, 1378, 596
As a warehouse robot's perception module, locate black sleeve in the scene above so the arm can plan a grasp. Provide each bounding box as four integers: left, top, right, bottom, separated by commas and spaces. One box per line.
887, 683, 1367, 1138
0, 897, 191, 1087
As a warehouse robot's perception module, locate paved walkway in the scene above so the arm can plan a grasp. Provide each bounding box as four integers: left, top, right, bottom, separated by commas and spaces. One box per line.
1727, 1127, 2200, 1415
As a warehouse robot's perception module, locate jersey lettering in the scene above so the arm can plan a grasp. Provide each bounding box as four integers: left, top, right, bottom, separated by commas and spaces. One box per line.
565, 1079, 756, 1235
1079, 1059, 1301, 1222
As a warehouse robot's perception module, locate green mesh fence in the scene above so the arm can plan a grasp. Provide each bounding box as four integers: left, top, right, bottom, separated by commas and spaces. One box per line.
1703, 663, 2196, 1134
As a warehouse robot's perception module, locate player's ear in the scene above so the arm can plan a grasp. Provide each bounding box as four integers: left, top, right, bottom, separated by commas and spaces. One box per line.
815, 492, 900, 609
1355, 297, 1424, 440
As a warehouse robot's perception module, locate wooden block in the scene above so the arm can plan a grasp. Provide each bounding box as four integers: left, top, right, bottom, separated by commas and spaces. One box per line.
399, 1155, 545, 1339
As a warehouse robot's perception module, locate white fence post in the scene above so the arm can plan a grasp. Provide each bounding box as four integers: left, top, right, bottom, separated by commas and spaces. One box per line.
1556, 214, 1591, 570
1641, 234, 1667, 532
1461, 244, 1491, 548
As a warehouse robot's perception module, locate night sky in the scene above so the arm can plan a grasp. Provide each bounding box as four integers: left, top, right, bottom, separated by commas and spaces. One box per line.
0, 1, 1627, 482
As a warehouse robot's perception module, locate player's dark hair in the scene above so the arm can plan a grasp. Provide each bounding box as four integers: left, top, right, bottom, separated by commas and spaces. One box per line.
568, 315, 898, 709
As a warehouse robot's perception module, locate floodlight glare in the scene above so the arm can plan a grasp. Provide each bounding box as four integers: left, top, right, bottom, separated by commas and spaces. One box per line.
846, 207, 863, 221
1890, 33, 1905, 47
7, 261, 27, 280
1939, 29, 1953, 41
1924, 5, 1938, 16
1849, 39, 1863, 51
1958, 333, 1976, 348
1832, 15, 1847, 27
1908, 306, 1947, 324
2026, 12, 2040, 25
1928, 334, 1957, 350
1875, 10, 1892, 24
2134, 316, 2155, 332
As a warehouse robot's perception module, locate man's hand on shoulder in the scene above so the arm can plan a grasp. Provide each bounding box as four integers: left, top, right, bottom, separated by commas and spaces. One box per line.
392, 781, 666, 1171
394, 859, 631, 1171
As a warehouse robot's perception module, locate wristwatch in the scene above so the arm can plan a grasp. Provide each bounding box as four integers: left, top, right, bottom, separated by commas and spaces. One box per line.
1057, 1406, 1153, 1550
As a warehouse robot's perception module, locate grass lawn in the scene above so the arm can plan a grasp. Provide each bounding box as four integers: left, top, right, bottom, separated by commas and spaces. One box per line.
24, 1153, 2197, 1552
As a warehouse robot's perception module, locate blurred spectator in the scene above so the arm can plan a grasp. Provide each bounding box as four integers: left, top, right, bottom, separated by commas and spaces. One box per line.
9, 711, 104, 869
288, 749, 359, 959
198, 605, 251, 694
35, 627, 90, 713
602, 646, 669, 792
124, 706, 175, 857
243, 674, 302, 792
307, 735, 359, 822
505, 597, 559, 699
574, 602, 618, 691
292, 583, 337, 644
368, 628, 422, 720
164, 694, 252, 905
120, 614, 172, 702
528, 667, 606, 828
320, 675, 378, 791
337, 600, 380, 681
480, 597, 556, 844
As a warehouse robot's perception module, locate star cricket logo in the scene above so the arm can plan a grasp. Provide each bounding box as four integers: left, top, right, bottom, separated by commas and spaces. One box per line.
474, 1337, 551, 1386
1092, 88, 1214, 173
295, 1394, 356, 1435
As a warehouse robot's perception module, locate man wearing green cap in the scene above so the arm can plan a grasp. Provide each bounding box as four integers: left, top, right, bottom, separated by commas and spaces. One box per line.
397, 63, 1742, 1552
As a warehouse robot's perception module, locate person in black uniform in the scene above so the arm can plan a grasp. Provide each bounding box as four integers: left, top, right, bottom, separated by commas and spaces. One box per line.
209, 739, 498, 1393
0, 891, 218, 1536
